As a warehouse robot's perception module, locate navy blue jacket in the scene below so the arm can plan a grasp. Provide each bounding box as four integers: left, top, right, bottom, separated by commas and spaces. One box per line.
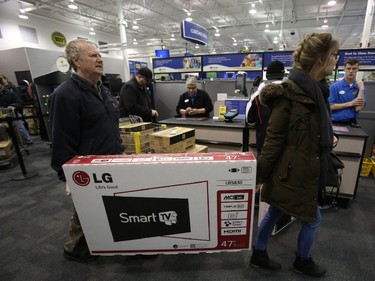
176, 89, 213, 118
48, 73, 122, 181
0, 87, 22, 115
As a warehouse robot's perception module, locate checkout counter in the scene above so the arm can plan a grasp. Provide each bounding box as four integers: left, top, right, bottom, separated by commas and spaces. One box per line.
158, 118, 367, 207
333, 125, 368, 206
158, 117, 255, 152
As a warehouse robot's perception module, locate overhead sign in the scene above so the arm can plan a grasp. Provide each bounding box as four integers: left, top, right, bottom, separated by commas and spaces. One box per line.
263, 51, 294, 69
153, 56, 202, 73
202, 53, 263, 71
337, 49, 375, 70
181, 20, 209, 45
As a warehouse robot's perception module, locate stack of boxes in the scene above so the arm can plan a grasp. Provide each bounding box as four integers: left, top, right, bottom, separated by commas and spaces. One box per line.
119, 122, 154, 154
119, 123, 208, 154
0, 124, 14, 161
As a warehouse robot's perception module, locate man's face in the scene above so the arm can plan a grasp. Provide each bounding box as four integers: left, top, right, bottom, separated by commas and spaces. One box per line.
76, 42, 103, 78
344, 63, 359, 81
137, 75, 150, 87
187, 84, 197, 95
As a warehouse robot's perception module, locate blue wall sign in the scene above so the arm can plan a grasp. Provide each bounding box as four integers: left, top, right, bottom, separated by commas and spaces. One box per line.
181, 20, 209, 45
338, 49, 375, 70
263, 51, 294, 69
203, 53, 263, 71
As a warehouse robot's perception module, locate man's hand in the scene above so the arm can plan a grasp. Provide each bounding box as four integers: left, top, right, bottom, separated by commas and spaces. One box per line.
152, 109, 159, 117
65, 182, 71, 198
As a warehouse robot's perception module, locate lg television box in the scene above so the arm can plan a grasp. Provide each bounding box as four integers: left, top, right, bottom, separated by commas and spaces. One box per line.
63, 152, 256, 255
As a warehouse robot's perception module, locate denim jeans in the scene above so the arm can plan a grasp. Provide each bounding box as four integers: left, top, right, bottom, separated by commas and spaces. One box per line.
255, 205, 321, 259
16, 113, 33, 144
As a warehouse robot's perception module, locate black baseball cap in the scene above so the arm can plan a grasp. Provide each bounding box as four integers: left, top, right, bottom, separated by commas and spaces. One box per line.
137, 67, 153, 82
266, 61, 285, 79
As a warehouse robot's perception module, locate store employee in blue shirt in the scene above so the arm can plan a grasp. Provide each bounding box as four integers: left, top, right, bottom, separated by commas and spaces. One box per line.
329, 58, 365, 124
176, 77, 213, 118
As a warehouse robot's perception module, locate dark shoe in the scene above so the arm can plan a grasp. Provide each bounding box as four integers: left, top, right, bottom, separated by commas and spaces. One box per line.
250, 247, 281, 270
293, 256, 326, 277
64, 250, 98, 263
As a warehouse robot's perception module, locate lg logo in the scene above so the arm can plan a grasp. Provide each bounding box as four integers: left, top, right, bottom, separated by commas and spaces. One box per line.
72, 171, 113, 186
73, 171, 90, 186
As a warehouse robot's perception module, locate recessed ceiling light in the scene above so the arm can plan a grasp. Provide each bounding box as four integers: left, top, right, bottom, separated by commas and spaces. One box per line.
328, 1, 336, 6
18, 13, 28, 19
68, 0, 78, 10
186, 17, 193, 22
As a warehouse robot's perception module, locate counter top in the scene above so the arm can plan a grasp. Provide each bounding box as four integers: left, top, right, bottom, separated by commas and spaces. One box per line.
158, 117, 247, 129
333, 125, 368, 138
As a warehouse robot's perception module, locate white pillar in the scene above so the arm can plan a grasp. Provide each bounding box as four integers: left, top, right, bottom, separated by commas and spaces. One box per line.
357, 0, 374, 81
117, 0, 130, 81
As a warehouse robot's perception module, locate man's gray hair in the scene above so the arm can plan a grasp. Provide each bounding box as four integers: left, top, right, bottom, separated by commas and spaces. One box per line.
186, 76, 197, 86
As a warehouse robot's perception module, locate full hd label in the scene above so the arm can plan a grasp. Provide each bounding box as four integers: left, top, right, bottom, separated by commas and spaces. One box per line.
102, 196, 191, 242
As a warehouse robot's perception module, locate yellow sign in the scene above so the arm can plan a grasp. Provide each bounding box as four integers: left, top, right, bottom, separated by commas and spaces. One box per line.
51, 32, 66, 47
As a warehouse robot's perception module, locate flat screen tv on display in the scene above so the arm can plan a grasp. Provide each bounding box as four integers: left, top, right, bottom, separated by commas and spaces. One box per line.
155, 50, 170, 58
206, 72, 217, 79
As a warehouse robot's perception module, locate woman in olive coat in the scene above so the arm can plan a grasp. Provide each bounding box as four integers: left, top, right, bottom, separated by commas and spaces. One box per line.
250, 33, 340, 278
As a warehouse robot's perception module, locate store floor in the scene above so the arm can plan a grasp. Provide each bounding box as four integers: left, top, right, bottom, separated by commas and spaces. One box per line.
1, 137, 374, 281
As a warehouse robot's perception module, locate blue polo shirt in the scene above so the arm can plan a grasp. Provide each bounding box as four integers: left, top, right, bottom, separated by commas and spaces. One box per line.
329, 79, 366, 122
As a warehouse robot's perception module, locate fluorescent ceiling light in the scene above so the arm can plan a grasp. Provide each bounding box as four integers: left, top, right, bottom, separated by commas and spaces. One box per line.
68, 0, 78, 9
68, 3, 78, 10
249, 3, 256, 14
328, 1, 336, 6
18, 13, 28, 19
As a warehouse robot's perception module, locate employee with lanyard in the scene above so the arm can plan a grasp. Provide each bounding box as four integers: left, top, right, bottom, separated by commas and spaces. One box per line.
176, 77, 213, 118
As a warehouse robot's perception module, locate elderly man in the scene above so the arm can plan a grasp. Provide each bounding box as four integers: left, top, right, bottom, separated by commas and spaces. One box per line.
48, 39, 123, 262
176, 77, 213, 118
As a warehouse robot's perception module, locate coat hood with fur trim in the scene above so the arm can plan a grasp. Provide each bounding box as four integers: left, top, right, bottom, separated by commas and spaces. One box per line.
258, 79, 314, 107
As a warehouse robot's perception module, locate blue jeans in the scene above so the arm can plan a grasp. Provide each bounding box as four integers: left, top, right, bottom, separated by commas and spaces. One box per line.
16, 113, 33, 144
255, 205, 321, 259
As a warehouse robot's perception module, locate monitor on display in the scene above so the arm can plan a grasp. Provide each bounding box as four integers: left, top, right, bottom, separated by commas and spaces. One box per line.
206, 72, 217, 79
155, 50, 170, 58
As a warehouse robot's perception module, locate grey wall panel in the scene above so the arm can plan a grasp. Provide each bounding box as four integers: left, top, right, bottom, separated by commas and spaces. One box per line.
154, 81, 203, 120
203, 80, 253, 101
0, 48, 29, 84
154, 80, 254, 121
25, 48, 64, 79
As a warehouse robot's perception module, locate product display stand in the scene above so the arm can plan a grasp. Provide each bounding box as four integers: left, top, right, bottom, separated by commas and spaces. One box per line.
5, 116, 38, 181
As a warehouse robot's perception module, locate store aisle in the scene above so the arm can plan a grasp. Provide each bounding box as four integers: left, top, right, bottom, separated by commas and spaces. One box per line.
0, 138, 374, 281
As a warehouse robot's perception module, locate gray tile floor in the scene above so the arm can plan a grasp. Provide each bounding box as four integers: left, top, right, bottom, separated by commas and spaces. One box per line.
1, 137, 374, 281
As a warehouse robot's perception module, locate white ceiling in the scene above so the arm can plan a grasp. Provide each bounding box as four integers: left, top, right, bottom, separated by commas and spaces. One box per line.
6, 0, 375, 58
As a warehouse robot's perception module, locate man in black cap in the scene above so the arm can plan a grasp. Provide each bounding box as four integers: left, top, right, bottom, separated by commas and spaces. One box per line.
119, 67, 158, 122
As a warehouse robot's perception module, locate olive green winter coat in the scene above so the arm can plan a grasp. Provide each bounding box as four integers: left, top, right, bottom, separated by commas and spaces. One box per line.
257, 79, 322, 222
